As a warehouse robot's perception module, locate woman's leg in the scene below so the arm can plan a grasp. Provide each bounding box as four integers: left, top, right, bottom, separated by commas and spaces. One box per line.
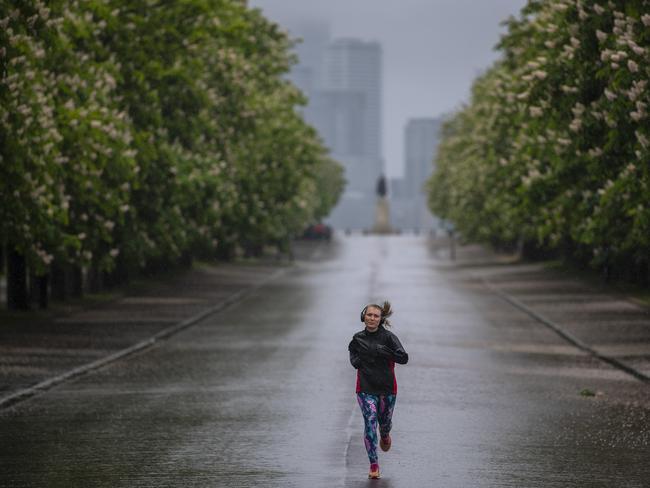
377, 394, 397, 440
356, 393, 380, 464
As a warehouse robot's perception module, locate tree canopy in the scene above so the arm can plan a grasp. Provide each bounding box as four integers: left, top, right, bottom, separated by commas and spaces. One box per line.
1, 0, 344, 293
428, 0, 650, 280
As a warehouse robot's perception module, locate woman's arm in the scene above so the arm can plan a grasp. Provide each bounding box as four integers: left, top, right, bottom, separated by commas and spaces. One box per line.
377, 333, 409, 364
348, 339, 363, 369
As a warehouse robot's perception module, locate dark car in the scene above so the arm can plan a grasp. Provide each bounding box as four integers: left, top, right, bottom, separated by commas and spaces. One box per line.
302, 223, 332, 241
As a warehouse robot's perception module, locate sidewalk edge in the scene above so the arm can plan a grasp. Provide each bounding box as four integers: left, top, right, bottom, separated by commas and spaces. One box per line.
0, 268, 288, 412
482, 278, 650, 385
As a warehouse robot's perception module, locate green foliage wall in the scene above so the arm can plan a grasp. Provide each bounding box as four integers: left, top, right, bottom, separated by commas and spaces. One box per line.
428, 0, 650, 278
1, 0, 344, 279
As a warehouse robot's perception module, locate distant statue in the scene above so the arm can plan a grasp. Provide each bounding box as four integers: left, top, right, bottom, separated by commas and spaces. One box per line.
376, 174, 387, 198
372, 174, 393, 234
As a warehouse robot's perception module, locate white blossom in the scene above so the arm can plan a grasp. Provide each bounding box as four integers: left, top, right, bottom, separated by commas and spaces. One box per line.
630, 102, 646, 122
610, 51, 627, 62
36, 249, 54, 265
571, 103, 585, 116
627, 80, 647, 101
569, 119, 582, 132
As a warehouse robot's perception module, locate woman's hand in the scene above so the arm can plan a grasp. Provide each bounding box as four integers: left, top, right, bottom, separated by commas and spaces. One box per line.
375, 344, 393, 358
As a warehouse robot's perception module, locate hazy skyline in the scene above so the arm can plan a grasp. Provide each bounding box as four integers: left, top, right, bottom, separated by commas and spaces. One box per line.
250, 0, 528, 177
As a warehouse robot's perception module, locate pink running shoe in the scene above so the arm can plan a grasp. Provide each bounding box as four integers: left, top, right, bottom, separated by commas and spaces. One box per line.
368, 463, 381, 479
380, 434, 392, 452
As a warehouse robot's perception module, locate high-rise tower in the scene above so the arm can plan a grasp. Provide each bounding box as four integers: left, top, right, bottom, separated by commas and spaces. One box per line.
286, 21, 330, 100
321, 39, 382, 160
283, 23, 383, 229
319, 39, 383, 229
391, 117, 442, 231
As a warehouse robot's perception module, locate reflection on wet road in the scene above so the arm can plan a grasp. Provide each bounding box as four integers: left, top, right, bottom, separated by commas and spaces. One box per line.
1, 235, 649, 487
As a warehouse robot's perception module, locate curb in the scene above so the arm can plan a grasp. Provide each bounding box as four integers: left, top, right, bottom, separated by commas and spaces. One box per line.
0, 268, 288, 412
482, 278, 650, 385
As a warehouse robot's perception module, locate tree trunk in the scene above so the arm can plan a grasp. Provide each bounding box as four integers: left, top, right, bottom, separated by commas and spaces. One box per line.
87, 264, 103, 293
104, 258, 130, 287
30, 272, 49, 309
51, 261, 67, 301
7, 247, 29, 310
38, 274, 49, 309
179, 250, 193, 268
71, 265, 83, 298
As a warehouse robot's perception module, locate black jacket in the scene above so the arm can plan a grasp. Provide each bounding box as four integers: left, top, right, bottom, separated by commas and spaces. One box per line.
348, 326, 408, 395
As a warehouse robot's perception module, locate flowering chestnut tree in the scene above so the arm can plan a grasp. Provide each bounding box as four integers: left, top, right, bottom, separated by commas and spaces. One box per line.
1, 1, 137, 295
1, 0, 343, 308
428, 0, 650, 280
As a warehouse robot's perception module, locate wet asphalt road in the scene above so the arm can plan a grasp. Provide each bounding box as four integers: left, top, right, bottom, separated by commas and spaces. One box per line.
2, 235, 650, 487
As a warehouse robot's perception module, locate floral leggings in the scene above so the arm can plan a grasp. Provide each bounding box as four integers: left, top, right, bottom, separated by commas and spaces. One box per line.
356, 393, 397, 464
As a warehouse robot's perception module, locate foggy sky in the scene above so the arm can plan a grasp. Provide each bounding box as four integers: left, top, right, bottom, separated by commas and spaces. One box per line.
249, 0, 528, 177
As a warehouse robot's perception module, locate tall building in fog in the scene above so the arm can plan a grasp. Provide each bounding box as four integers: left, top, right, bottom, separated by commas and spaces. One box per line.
286, 21, 330, 101
391, 117, 443, 231
284, 23, 384, 229
321, 39, 382, 160
318, 39, 383, 229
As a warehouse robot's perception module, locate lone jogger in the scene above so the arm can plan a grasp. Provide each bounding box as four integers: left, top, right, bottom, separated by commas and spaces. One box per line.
348, 301, 409, 479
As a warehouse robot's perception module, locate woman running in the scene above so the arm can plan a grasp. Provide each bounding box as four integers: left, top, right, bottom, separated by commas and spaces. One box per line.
348, 301, 409, 479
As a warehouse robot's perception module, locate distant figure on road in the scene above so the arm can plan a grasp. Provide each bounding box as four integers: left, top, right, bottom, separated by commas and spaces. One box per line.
348, 301, 409, 479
